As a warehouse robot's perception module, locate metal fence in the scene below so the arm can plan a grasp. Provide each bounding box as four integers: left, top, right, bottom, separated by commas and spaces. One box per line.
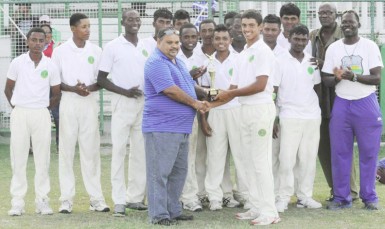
0, 0, 385, 133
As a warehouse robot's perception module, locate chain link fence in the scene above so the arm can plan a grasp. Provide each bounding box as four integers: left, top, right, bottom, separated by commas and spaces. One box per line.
1, 0, 385, 133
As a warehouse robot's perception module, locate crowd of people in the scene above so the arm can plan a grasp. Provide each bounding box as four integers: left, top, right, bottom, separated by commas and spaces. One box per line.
4, 2, 384, 227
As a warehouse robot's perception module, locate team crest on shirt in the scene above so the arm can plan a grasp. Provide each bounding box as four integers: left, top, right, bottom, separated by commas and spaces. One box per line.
142, 49, 149, 57
249, 55, 255, 62
88, 56, 95, 64
192, 66, 198, 70
258, 129, 266, 137
341, 55, 363, 75
307, 66, 314, 75
228, 68, 233, 77
41, 70, 48, 79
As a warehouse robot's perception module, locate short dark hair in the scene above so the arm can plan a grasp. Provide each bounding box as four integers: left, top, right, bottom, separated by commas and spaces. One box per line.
153, 8, 173, 22
342, 10, 360, 23
199, 19, 216, 31
263, 14, 281, 28
26, 27, 46, 39
122, 8, 138, 20
70, 13, 88, 26
241, 10, 263, 25
234, 14, 242, 20
289, 24, 309, 37
40, 24, 52, 33
280, 3, 301, 18
214, 24, 229, 34
224, 11, 238, 22
173, 9, 190, 24
179, 23, 197, 36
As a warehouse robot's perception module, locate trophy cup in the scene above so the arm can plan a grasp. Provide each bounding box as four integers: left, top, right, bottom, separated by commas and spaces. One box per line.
206, 54, 219, 101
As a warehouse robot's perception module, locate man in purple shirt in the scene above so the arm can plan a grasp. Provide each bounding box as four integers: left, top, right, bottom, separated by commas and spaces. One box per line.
143, 27, 209, 226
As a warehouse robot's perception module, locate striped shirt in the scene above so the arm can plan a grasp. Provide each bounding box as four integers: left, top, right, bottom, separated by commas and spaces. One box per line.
143, 48, 197, 134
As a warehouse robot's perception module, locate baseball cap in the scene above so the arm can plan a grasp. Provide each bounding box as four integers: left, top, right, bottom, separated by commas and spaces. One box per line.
39, 15, 51, 23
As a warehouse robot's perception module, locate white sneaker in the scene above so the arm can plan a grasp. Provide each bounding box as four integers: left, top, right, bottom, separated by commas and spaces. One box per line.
297, 198, 322, 209
275, 200, 288, 213
90, 200, 110, 212
8, 205, 25, 216
59, 200, 73, 213
235, 209, 260, 220
223, 197, 240, 208
251, 215, 281, 225
36, 199, 53, 215
209, 200, 223, 211
243, 201, 253, 210
183, 200, 202, 212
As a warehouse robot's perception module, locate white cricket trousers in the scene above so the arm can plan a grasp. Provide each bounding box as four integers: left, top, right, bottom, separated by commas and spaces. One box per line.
277, 118, 321, 201
241, 104, 278, 218
59, 92, 105, 202
10, 107, 52, 206
180, 115, 200, 204
195, 115, 234, 199
205, 107, 248, 201
110, 94, 146, 204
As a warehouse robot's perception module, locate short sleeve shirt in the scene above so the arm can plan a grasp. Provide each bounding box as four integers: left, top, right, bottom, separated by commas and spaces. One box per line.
322, 37, 383, 100
201, 52, 240, 110
7, 53, 61, 108
52, 38, 102, 87
275, 51, 321, 119
143, 48, 197, 134
231, 39, 275, 105
98, 35, 148, 90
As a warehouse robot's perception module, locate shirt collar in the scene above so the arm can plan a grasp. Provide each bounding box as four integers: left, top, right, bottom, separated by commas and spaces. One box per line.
315, 23, 343, 42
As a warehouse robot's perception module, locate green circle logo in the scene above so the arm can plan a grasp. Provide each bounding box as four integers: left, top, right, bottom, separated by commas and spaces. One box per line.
249, 55, 255, 63
142, 49, 149, 57
307, 66, 314, 75
229, 68, 233, 76
41, 70, 48, 79
258, 129, 266, 137
192, 65, 198, 70
88, 56, 95, 64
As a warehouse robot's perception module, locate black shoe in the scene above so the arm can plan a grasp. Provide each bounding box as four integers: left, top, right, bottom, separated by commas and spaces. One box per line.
174, 214, 194, 221
154, 219, 178, 226
126, 202, 147, 211
364, 202, 379, 210
326, 201, 352, 210
325, 195, 334, 202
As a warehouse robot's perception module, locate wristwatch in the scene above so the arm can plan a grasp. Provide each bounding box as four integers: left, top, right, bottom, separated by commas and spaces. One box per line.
352, 73, 358, 82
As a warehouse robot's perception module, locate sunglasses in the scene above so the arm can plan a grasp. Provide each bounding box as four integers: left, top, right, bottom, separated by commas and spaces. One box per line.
158, 28, 179, 39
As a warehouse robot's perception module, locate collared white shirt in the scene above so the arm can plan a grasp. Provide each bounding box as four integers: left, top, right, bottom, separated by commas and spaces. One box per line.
177, 47, 205, 73
191, 44, 212, 86
275, 50, 321, 119
52, 38, 101, 87
99, 35, 148, 90
7, 52, 61, 108
273, 43, 286, 57
201, 51, 240, 110
277, 31, 312, 55
322, 37, 383, 100
231, 39, 275, 105
141, 36, 157, 58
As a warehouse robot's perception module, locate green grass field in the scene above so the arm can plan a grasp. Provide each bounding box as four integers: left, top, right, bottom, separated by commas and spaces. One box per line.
0, 144, 384, 229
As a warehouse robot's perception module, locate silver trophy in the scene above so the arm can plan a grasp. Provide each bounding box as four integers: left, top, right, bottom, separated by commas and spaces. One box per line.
206, 54, 219, 101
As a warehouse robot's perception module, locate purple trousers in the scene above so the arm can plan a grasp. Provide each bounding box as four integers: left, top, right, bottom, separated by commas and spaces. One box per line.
330, 93, 382, 204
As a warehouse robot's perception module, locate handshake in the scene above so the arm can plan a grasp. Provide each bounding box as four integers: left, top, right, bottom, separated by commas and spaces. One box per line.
193, 100, 211, 114
193, 89, 234, 113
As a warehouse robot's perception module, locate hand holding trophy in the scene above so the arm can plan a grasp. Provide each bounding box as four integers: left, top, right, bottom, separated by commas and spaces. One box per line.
206, 53, 219, 102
